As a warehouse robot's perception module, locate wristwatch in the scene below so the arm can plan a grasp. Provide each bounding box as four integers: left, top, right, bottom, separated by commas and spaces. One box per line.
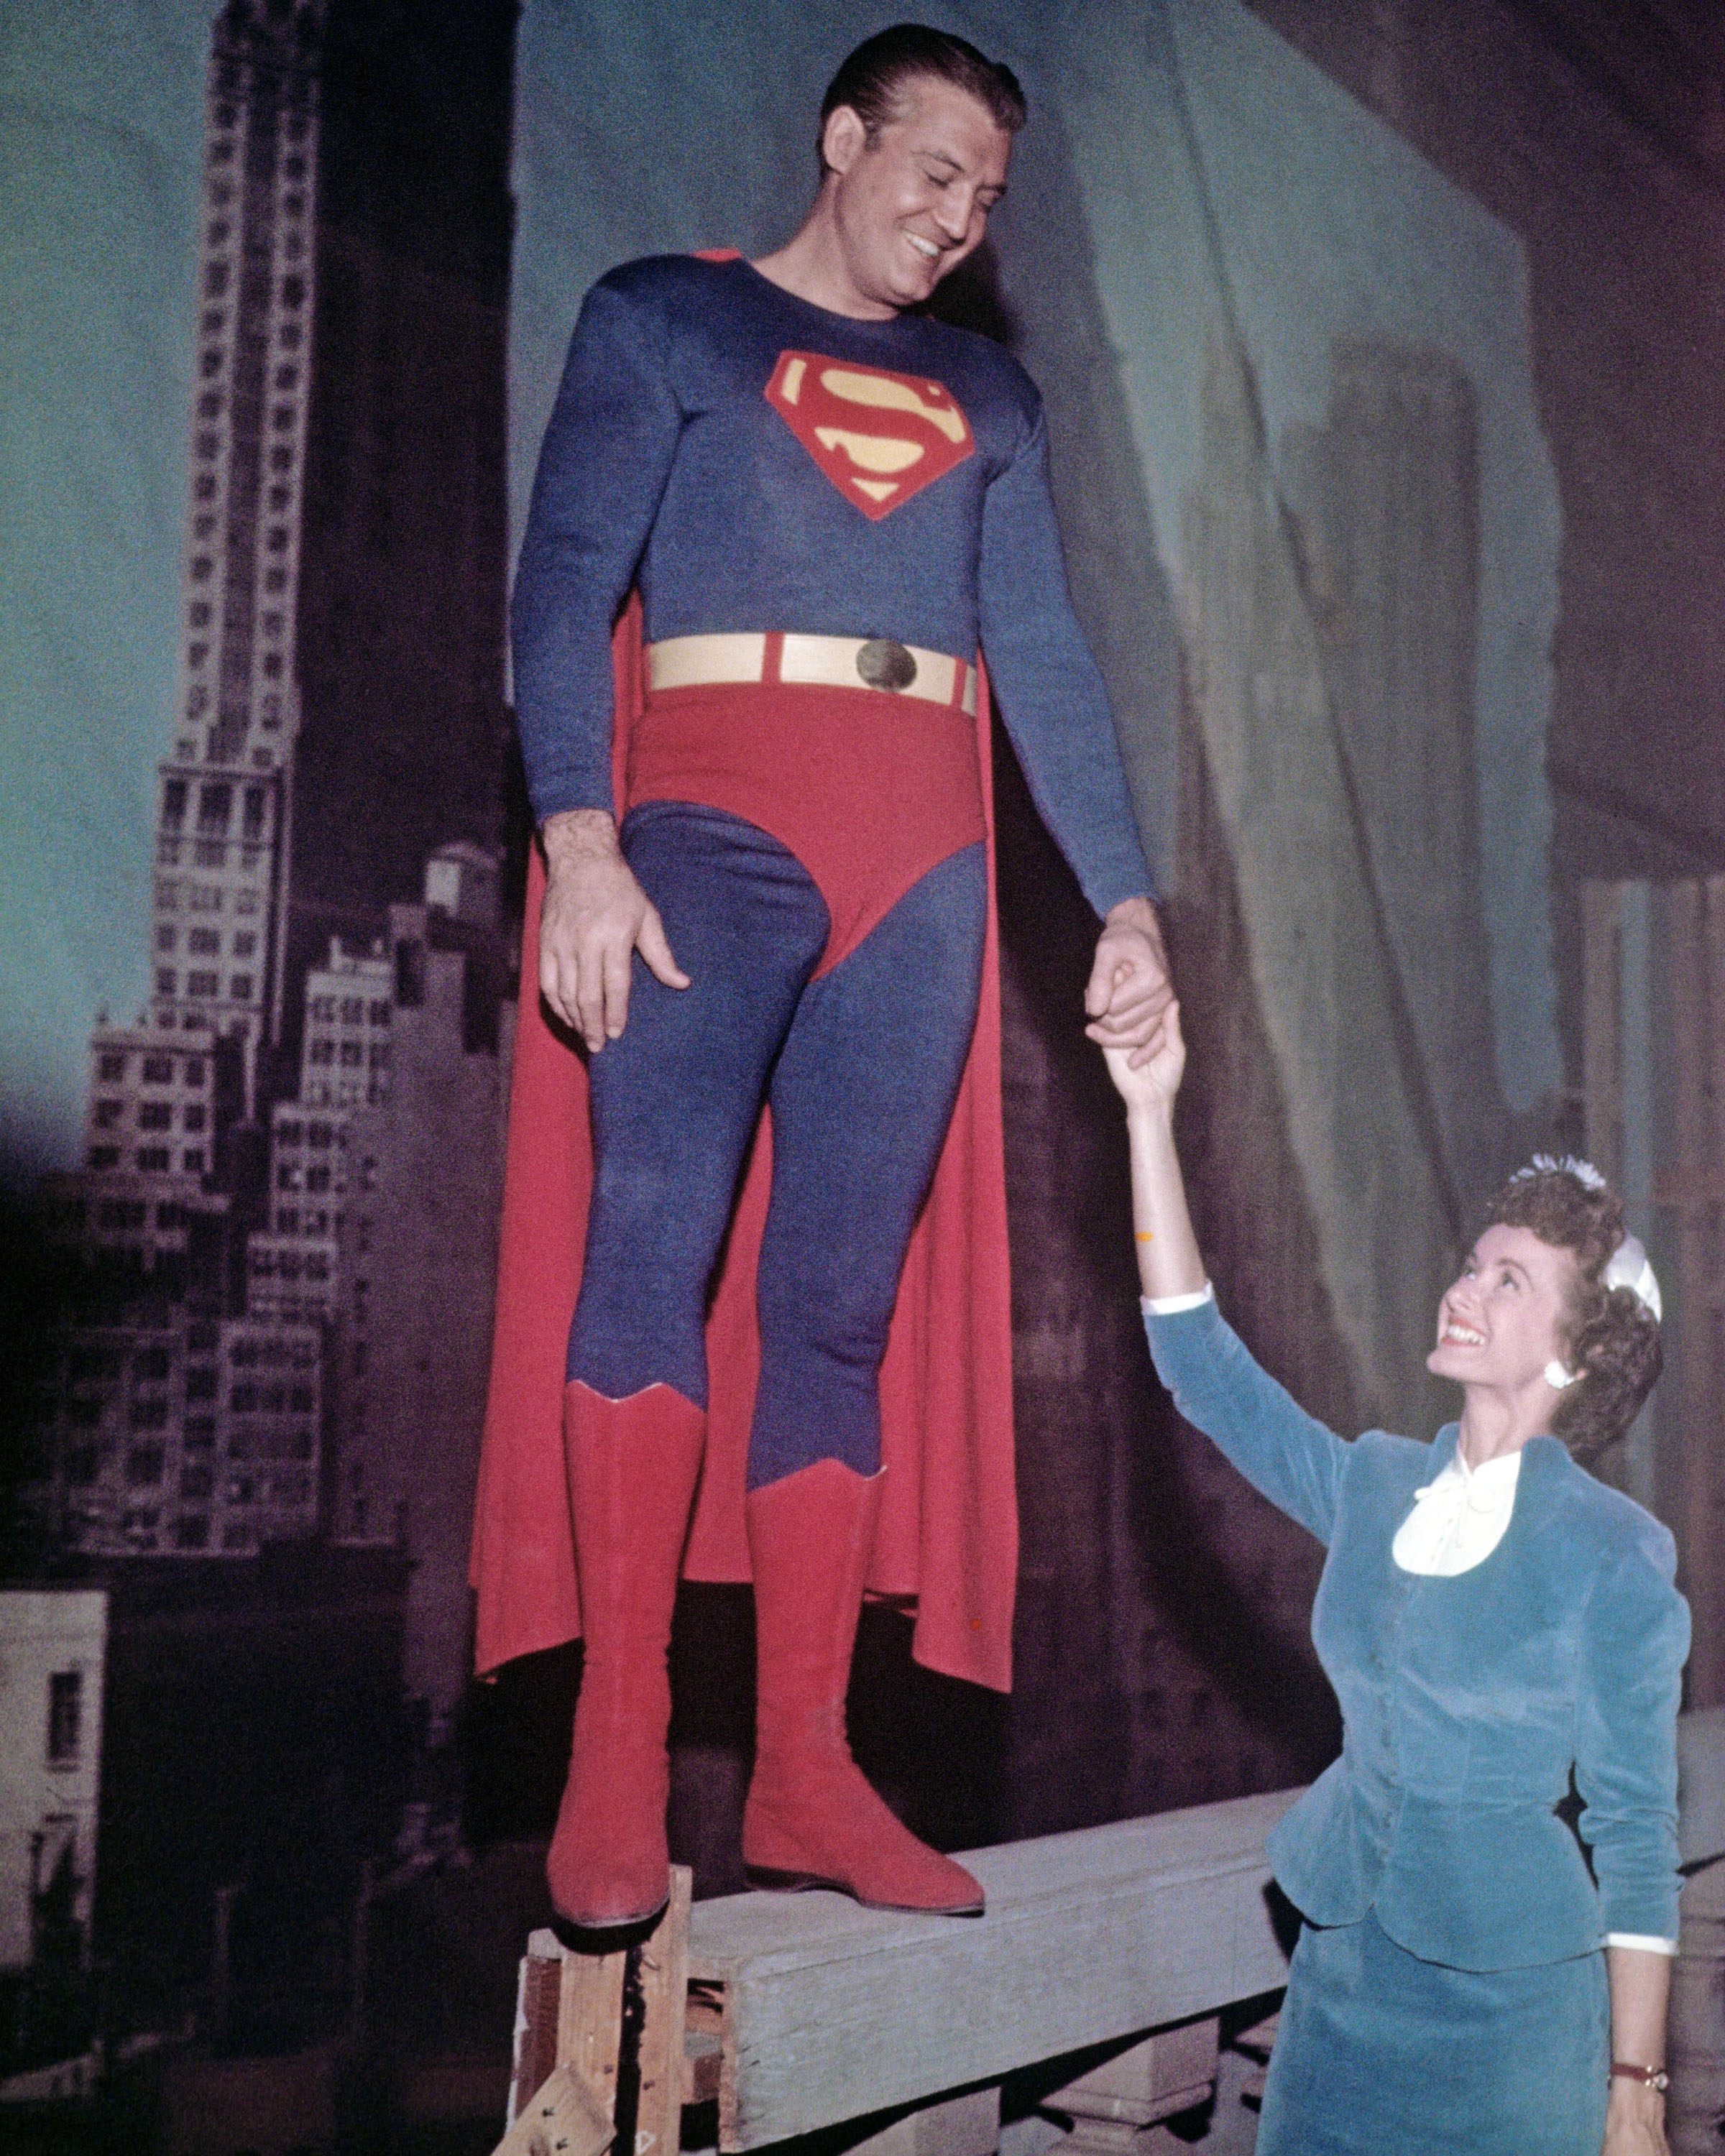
1610, 2063, 1670, 2092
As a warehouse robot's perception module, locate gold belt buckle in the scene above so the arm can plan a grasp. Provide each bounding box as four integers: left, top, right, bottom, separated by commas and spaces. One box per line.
855, 638, 919, 693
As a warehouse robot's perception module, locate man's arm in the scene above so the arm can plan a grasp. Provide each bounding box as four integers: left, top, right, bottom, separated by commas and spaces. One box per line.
976, 401, 1171, 1057
513, 268, 691, 1045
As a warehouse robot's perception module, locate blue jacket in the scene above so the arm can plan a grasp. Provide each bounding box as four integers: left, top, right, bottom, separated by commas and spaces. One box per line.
1146, 1298, 1690, 1971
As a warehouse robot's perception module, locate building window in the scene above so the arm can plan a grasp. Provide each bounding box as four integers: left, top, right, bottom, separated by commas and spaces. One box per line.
46, 1672, 82, 1766
142, 1055, 173, 1083
92, 1100, 123, 1130
183, 1148, 206, 1174
188, 928, 220, 956
231, 976, 253, 1002
96, 1051, 126, 1082
136, 1146, 170, 1173
197, 783, 232, 832
188, 972, 218, 999
137, 1102, 172, 1132
175, 1516, 210, 1551
156, 926, 176, 954
308, 1038, 334, 1067
339, 1041, 363, 1068
127, 1443, 166, 1483
88, 1146, 120, 1171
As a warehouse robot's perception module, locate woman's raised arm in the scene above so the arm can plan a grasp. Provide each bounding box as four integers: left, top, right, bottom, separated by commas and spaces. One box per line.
1102, 1001, 1208, 1303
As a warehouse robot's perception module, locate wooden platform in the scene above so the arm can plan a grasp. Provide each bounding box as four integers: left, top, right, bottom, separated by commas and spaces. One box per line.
505, 1789, 1289, 2151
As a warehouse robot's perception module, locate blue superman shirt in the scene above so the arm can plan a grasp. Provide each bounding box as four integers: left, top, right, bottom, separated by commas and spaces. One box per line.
512, 252, 1153, 917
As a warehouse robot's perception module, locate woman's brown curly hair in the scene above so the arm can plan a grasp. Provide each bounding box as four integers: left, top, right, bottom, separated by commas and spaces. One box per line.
1481, 1162, 1662, 1464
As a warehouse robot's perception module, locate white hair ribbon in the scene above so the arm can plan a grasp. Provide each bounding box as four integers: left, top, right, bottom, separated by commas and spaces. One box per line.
1604, 1234, 1662, 1323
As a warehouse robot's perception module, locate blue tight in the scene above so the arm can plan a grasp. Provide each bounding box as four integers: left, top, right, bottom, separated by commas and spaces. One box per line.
568, 803, 988, 1488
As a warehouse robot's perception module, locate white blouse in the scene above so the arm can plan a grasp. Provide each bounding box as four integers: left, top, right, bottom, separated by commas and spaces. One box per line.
1390, 1446, 1521, 1577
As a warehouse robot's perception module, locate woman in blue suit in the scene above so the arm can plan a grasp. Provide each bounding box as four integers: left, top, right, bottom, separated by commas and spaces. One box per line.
1098, 1003, 1684, 2156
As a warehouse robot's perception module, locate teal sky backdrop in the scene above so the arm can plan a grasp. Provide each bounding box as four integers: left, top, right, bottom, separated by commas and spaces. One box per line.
2, 0, 1561, 1186
1, 0, 208, 1180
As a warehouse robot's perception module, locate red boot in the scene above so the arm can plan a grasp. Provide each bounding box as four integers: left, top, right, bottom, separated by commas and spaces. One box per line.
742, 1460, 985, 1915
546, 1381, 706, 1929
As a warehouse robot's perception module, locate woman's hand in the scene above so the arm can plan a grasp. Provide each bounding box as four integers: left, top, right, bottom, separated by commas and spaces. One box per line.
1103, 997, 1187, 1116
1602, 2077, 1669, 2156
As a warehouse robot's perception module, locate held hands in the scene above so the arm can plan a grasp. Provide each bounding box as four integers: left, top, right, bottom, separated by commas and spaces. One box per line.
538, 809, 690, 1051
1084, 896, 1176, 1070
1101, 995, 1187, 1118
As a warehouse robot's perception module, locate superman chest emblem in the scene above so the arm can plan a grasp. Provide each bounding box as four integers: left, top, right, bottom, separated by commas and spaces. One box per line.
764, 351, 975, 520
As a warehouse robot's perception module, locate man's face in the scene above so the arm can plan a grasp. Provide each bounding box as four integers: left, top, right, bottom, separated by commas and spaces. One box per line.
823, 77, 1012, 318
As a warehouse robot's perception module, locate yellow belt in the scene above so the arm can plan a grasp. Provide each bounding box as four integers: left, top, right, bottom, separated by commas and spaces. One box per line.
645, 632, 978, 717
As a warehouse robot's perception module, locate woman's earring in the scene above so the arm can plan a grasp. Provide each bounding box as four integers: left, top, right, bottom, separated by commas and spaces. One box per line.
1544, 1360, 1578, 1390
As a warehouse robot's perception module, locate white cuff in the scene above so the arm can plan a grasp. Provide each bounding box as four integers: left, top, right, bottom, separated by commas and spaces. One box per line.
1141, 1283, 1216, 1317
1605, 1932, 1678, 1956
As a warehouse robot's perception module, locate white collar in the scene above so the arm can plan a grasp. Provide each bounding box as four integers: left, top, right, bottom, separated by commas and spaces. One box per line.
1391, 1443, 1523, 1577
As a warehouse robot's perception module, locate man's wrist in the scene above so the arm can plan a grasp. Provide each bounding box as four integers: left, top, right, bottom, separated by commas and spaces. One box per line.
1103, 893, 1158, 933
542, 806, 620, 872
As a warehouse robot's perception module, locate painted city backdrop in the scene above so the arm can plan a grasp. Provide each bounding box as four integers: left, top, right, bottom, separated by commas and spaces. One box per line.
5, 0, 1725, 2147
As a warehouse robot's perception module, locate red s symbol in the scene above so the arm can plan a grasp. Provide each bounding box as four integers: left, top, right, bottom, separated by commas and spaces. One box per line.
765, 351, 975, 520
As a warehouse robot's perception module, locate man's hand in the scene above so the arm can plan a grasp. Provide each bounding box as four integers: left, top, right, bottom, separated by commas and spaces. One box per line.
539, 808, 690, 1051
1083, 894, 1174, 1069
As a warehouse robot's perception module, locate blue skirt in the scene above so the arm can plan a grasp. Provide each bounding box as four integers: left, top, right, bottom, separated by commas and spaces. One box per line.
1258, 1909, 1609, 2155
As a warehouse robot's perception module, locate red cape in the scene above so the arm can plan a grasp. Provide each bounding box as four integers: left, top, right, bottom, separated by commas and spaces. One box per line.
469, 600, 1018, 1692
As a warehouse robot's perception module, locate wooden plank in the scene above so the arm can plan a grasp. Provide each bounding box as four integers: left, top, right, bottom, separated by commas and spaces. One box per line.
492, 2063, 615, 2156
635, 1868, 693, 2156
687, 1789, 1300, 2150
510, 1946, 564, 2126
558, 1939, 628, 2123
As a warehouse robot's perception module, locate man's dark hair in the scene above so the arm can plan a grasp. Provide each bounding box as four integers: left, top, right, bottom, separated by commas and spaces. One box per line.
818, 23, 1027, 166
1481, 1162, 1662, 1465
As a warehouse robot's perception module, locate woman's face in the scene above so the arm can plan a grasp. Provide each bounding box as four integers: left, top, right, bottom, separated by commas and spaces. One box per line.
1427, 1222, 1581, 1396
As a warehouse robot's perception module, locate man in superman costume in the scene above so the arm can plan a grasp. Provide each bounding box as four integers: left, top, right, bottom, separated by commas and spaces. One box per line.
471, 24, 1171, 1930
